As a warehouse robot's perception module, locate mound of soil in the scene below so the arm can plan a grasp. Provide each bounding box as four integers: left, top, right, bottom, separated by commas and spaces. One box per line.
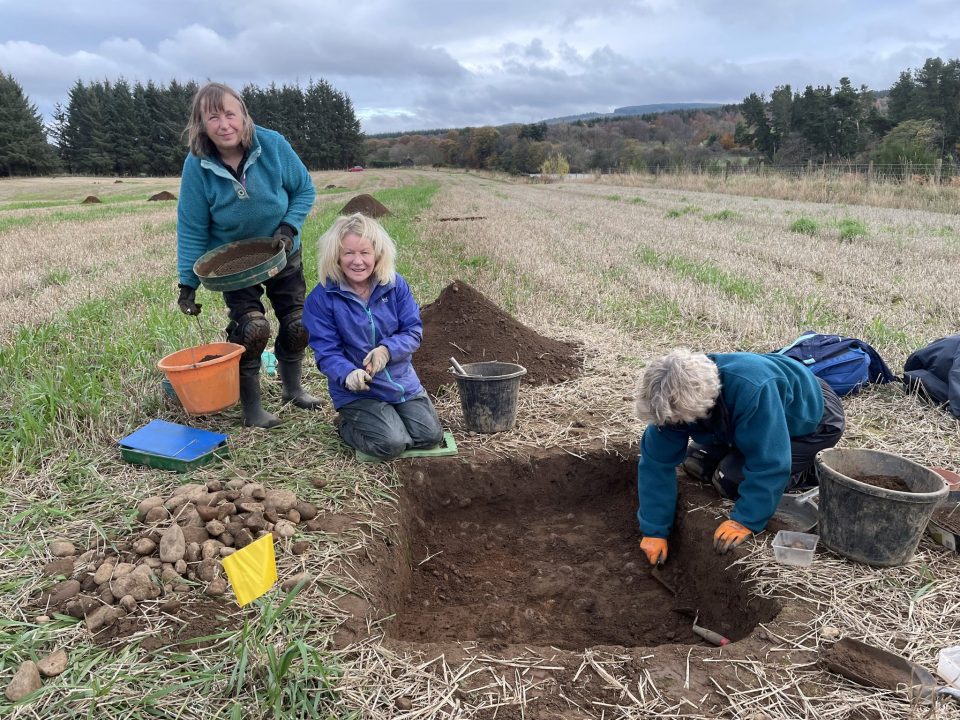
340, 194, 390, 218
81, 196, 101, 204
415, 280, 581, 393
148, 191, 177, 201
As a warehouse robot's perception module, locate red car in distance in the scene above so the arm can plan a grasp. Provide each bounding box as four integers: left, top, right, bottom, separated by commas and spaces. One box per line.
348, 166, 364, 172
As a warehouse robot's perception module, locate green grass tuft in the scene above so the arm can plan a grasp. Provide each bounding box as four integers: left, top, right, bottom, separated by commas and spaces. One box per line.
789, 217, 819, 235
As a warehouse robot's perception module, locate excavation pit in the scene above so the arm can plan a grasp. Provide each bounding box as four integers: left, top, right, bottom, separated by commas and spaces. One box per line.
373, 448, 779, 652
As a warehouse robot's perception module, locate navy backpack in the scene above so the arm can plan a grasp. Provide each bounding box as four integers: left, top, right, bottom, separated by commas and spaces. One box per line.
776, 331, 896, 396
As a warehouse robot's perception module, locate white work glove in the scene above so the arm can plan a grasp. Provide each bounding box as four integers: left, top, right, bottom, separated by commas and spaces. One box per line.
345, 368, 371, 392
363, 346, 390, 375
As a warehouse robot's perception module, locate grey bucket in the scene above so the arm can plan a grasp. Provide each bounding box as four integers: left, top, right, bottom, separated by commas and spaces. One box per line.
816, 448, 947, 567
454, 361, 527, 433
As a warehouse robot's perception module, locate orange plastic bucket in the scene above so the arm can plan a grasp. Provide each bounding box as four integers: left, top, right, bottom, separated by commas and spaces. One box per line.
157, 342, 245, 415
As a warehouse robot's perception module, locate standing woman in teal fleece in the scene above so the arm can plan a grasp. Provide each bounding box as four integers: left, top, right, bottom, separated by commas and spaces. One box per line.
176, 82, 321, 428
633, 349, 844, 564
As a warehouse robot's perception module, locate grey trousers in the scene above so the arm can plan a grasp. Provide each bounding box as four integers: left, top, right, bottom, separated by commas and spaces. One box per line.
338, 391, 444, 460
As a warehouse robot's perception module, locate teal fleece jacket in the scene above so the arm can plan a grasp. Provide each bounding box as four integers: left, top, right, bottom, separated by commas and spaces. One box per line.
637, 352, 824, 537
176, 125, 316, 288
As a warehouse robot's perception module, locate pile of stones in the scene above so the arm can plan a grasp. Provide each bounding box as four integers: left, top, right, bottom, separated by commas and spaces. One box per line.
34, 479, 320, 633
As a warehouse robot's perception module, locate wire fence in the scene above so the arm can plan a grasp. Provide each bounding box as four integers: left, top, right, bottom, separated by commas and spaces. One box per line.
646, 160, 959, 184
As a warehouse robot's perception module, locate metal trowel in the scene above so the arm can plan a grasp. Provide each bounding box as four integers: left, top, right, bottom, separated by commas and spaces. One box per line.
771, 487, 820, 532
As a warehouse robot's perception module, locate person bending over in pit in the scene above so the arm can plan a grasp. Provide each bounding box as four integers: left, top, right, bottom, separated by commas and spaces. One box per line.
175, 81, 321, 428
303, 213, 443, 460
634, 348, 845, 563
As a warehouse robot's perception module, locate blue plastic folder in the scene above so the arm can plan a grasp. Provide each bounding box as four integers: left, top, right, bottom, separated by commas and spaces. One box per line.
118, 420, 228, 471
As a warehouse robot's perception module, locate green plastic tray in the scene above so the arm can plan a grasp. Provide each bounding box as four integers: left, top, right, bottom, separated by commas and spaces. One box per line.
120, 446, 229, 473
355, 432, 458, 464
194, 237, 286, 292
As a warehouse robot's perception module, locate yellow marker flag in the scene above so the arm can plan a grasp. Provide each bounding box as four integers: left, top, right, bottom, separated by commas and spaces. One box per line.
221, 533, 278, 606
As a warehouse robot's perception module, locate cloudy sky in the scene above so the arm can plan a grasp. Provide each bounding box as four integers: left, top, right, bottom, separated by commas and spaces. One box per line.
2, 0, 959, 135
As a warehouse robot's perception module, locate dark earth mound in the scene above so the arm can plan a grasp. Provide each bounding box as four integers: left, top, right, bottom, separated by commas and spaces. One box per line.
415, 280, 581, 394
81, 196, 101, 204
340, 194, 390, 218
148, 191, 177, 201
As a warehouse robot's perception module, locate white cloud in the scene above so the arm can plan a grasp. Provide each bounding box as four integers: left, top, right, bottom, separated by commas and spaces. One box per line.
2, 1, 960, 133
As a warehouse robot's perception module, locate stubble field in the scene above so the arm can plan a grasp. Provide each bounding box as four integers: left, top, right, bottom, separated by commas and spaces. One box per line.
1, 168, 959, 719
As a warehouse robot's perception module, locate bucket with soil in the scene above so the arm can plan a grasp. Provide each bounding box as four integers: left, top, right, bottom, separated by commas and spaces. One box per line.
157, 342, 245, 415
454, 361, 527, 433
816, 448, 948, 567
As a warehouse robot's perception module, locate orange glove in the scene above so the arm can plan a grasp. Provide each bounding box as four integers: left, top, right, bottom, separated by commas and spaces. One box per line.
713, 520, 752, 554
639, 537, 668, 566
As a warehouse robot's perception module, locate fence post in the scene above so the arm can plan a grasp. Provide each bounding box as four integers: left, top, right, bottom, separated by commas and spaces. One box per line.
935, 158, 943, 185
867, 160, 874, 185
724, 161, 730, 181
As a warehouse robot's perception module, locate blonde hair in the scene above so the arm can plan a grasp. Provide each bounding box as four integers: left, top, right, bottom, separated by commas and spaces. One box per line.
318, 213, 397, 286
635, 348, 721, 425
185, 82, 255, 157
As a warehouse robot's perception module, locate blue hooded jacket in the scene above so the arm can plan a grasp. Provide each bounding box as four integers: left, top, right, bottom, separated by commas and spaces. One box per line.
176, 125, 316, 288
637, 352, 824, 537
303, 275, 426, 409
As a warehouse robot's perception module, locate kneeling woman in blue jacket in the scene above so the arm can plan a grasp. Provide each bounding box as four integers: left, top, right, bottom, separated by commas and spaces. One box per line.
303, 213, 443, 460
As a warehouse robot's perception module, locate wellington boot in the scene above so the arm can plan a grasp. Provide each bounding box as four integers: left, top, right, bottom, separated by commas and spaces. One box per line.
239, 374, 281, 429
278, 358, 323, 410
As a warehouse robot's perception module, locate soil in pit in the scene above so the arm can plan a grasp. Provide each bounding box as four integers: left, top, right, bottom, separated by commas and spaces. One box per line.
415, 280, 581, 394
376, 449, 778, 651
340, 194, 390, 218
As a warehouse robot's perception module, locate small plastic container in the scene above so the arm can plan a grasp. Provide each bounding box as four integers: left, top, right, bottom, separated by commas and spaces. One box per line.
938, 646, 960, 689
772, 530, 819, 566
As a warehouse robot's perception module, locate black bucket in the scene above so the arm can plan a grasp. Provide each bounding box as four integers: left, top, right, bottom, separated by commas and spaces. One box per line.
454, 362, 527, 433
817, 448, 947, 567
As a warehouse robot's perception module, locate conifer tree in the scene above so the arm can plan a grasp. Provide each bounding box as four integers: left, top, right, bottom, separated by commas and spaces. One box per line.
0, 71, 59, 175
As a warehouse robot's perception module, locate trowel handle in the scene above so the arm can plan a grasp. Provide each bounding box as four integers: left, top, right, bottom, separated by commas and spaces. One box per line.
450, 357, 468, 376
794, 487, 820, 505
939, 687, 960, 703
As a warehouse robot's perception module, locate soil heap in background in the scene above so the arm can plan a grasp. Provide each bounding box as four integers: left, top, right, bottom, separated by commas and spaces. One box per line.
340, 194, 390, 218
148, 191, 177, 201
416, 280, 581, 394
81, 196, 101, 204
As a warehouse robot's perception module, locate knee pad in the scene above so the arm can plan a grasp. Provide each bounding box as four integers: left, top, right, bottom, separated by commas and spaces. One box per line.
711, 453, 746, 500
228, 311, 271, 357
277, 309, 308, 354
682, 442, 724, 484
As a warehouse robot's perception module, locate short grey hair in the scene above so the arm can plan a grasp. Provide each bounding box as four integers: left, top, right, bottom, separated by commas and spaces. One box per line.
635, 348, 721, 425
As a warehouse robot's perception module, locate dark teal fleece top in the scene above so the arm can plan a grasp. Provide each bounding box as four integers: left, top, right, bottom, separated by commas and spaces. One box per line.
176, 125, 316, 288
637, 352, 824, 537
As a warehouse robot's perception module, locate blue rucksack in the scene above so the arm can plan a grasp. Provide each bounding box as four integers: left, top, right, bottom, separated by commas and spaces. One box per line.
776, 331, 896, 396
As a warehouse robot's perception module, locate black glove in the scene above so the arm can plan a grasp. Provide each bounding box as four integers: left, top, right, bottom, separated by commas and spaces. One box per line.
272, 224, 295, 254
177, 284, 201, 316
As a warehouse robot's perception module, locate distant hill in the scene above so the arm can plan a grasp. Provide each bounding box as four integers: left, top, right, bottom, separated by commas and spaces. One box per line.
543, 102, 725, 125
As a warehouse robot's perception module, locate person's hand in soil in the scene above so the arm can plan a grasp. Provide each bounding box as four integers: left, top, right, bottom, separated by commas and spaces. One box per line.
713, 519, 751, 554
177, 284, 202, 316
346, 368, 371, 392
639, 536, 668, 565
363, 346, 390, 376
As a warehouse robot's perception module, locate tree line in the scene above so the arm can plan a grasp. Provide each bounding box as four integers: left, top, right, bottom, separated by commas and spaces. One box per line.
0, 72, 363, 176
367, 56, 960, 176
3, 55, 960, 178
